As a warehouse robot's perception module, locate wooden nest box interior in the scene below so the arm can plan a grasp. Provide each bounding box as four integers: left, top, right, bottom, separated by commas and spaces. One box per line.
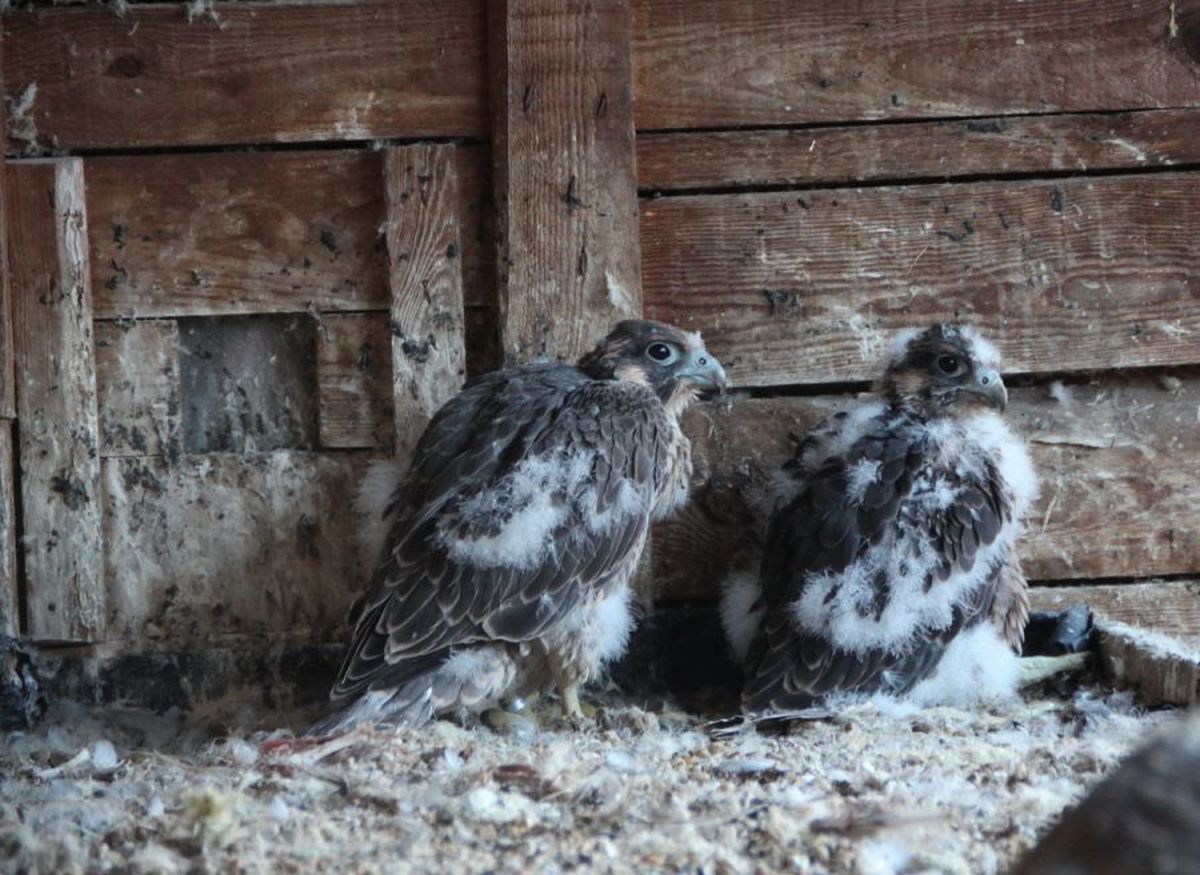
0, 0, 1198, 714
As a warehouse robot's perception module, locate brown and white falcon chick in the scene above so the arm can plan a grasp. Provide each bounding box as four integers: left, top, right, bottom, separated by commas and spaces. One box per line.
312, 320, 726, 732
725, 324, 1037, 712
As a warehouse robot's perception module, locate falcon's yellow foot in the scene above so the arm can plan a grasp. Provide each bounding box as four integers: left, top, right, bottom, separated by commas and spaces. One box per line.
481, 707, 539, 742
559, 683, 597, 728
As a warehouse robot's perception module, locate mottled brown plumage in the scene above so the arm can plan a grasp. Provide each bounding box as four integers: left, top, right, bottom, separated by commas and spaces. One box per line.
735, 324, 1036, 712
312, 320, 725, 732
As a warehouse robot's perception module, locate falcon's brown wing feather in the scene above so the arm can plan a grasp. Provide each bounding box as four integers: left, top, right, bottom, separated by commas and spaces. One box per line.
330, 365, 673, 704
745, 416, 1011, 711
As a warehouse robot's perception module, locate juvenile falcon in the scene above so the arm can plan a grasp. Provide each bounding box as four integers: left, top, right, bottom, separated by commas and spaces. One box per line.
726, 324, 1037, 712
313, 320, 726, 732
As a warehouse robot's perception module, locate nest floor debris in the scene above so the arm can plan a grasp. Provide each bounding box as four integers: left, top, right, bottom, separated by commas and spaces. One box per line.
0, 687, 1179, 874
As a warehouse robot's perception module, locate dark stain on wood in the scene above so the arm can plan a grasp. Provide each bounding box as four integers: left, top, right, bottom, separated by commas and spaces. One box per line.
178, 314, 318, 454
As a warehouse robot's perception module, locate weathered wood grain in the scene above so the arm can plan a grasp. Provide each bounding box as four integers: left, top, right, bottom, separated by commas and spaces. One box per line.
85, 148, 493, 319
653, 372, 1200, 602
642, 173, 1200, 388
88, 151, 388, 319
491, 0, 642, 364
6, 159, 105, 642
101, 452, 369, 643
3, 0, 486, 151
633, 0, 1200, 130
178, 313, 318, 454
383, 145, 467, 458
316, 312, 394, 450
94, 320, 180, 460
637, 109, 1200, 192
1098, 621, 1200, 707
0, 424, 16, 636
1030, 581, 1200, 644
0, 78, 12, 420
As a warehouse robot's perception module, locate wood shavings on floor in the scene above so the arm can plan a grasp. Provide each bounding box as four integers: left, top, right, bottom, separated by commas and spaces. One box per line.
0, 688, 1180, 874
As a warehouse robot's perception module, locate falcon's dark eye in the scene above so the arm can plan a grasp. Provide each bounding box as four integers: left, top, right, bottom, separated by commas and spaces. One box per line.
936, 354, 962, 375
646, 342, 677, 364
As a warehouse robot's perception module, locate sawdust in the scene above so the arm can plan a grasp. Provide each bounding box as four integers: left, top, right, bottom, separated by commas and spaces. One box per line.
0, 687, 1177, 874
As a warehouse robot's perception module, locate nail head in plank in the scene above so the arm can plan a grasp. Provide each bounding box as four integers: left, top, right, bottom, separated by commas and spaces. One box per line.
383, 145, 467, 459
490, 0, 643, 365
6, 158, 105, 642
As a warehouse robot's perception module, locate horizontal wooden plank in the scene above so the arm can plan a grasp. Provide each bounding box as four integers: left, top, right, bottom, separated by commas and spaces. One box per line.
87, 147, 492, 319
653, 371, 1200, 601
633, 0, 1200, 130
3, 0, 486, 151
94, 320, 180, 459
101, 451, 370, 643
642, 173, 1200, 388
7, 159, 105, 642
316, 312, 394, 450
1030, 581, 1200, 644
637, 109, 1200, 192
90, 151, 386, 318
1098, 621, 1200, 707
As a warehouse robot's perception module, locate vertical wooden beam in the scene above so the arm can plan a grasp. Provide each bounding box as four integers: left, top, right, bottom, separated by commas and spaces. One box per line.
489, 0, 643, 364
6, 160, 105, 642
383, 145, 468, 458
0, 31, 19, 635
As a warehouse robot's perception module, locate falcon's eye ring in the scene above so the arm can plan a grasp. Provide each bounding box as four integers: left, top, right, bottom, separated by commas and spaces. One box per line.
936, 354, 962, 375
646, 342, 677, 363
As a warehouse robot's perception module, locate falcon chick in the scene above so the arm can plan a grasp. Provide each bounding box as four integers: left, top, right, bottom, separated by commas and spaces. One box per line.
726, 323, 1037, 712
313, 320, 726, 732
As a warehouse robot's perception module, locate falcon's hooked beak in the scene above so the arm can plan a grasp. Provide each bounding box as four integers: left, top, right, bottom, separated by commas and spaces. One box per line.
679, 349, 728, 396
968, 368, 1007, 412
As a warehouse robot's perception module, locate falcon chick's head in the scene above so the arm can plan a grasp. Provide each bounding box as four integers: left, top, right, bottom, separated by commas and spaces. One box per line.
881, 323, 1007, 416
579, 319, 727, 410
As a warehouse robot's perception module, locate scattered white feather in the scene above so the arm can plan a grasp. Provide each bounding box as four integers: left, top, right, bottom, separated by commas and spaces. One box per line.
1048, 380, 1073, 406
90, 740, 119, 773
719, 571, 764, 665
906, 623, 1019, 706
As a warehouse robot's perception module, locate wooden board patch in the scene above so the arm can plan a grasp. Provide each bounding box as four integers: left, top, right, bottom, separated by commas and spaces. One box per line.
178, 313, 318, 454
101, 452, 370, 644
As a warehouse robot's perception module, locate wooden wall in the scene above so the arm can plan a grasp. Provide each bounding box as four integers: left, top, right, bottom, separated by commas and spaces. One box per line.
3, 0, 1198, 660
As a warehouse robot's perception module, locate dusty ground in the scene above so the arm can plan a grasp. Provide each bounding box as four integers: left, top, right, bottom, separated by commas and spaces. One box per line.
0, 685, 1180, 874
